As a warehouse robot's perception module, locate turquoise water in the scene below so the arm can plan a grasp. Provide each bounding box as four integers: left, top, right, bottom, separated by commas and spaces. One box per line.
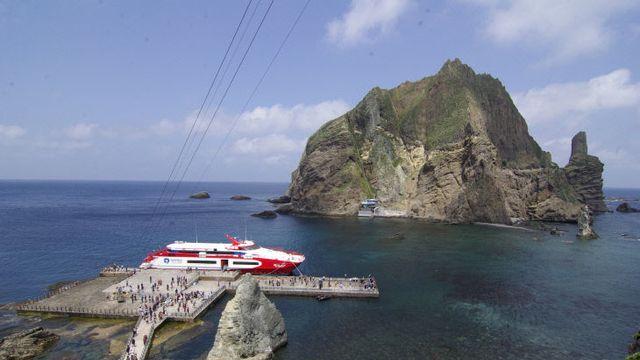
0, 181, 639, 359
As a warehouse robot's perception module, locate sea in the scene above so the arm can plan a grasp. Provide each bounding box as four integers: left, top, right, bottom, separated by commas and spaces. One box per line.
0, 180, 639, 359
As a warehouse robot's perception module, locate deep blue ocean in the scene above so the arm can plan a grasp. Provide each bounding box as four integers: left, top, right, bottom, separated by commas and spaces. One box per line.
0, 180, 639, 359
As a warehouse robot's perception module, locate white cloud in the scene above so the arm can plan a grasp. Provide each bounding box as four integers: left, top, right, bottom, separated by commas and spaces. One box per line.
0, 124, 26, 139
327, 0, 412, 47
231, 134, 305, 156
238, 100, 350, 135
514, 68, 640, 124
64, 123, 98, 140
468, 0, 639, 63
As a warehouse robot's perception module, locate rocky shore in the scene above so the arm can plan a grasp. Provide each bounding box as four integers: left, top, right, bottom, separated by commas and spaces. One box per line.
281, 59, 605, 225
0, 327, 59, 359
207, 274, 287, 360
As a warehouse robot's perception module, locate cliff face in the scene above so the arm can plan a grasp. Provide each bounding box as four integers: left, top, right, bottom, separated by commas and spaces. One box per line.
207, 274, 286, 360
287, 59, 604, 224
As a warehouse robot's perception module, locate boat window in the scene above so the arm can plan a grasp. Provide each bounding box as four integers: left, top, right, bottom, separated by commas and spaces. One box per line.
232, 260, 260, 265
187, 259, 218, 264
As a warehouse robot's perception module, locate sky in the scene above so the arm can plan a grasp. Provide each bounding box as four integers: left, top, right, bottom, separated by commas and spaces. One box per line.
1, 0, 639, 187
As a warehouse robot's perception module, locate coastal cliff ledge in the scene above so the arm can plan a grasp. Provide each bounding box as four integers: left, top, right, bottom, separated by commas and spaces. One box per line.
284, 59, 605, 224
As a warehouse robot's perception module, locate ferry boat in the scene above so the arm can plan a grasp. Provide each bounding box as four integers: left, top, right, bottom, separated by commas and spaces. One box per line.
140, 235, 305, 274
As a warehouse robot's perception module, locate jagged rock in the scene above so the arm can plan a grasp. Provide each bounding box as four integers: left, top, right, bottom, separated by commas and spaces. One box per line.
251, 210, 277, 219
267, 195, 291, 204
627, 330, 640, 359
0, 327, 59, 359
577, 205, 598, 239
617, 202, 640, 213
190, 191, 210, 199
287, 59, 601, 224
274, 203, 294, 215
208, 274, 286, 360
564, 132, 607, 212
230, 195, 251, 201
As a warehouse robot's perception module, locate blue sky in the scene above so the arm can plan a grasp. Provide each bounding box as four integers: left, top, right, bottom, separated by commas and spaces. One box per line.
1, 0, 639, 187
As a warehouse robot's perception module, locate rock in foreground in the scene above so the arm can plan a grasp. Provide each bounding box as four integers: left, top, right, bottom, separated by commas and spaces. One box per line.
230, 195, 251, 201
251, 210, 278, 219
617, 202, 640, 213
0, 327, 59, 359
576, 205, 598, 240
208, 274, 286, 360
190, 191, 210, 199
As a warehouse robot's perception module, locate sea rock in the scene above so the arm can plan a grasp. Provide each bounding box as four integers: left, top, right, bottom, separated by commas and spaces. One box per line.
617, 202, 640, 213
286, 59, 601, 224
628, 330, 640, 359
207, 274, 287, 360
267, 195, 291, 204
190, 191, 210, 199
564, 132, 607, 212
251, 210, 278, 219
0, 327, 59, 359
230, 195, 251, 201
577, 205, 598, 239
274, 203, 294, 215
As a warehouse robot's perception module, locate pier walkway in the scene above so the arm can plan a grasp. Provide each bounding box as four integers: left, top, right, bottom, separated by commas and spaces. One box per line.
16, 268, 378, 360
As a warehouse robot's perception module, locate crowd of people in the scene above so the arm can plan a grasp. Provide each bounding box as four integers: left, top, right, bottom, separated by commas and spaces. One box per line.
122, 274, 213, 360
259, 274, 377, 291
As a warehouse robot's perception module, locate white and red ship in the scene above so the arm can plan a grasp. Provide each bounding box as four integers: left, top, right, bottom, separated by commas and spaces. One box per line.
140, 234, 305, 274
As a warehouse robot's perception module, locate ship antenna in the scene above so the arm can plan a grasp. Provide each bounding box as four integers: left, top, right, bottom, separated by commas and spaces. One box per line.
244, 219, 248, 241
195, 223, 199, 243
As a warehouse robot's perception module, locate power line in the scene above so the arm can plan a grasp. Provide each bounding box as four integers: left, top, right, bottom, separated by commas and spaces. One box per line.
196, 0, 312, 184
149, 0, 275, 240
139, 0, 254, 243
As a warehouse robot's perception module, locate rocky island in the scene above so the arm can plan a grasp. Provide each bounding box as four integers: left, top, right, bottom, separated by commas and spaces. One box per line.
282, 59, 605, 224
207, 274, 287, 360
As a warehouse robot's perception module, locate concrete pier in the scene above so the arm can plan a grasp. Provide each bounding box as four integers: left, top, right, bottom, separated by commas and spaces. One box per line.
16, 268, 379, 359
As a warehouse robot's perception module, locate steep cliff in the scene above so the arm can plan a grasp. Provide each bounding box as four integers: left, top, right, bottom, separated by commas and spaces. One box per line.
287, 59, 604, 224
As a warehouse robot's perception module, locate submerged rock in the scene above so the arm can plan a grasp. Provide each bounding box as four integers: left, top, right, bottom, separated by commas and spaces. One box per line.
577, 205, 598, 240
617, 202, 640, 213
251, 210, 278, 219
190, 191, 210, 199
230, 195, 251, 201
285, 59, 604, 224
0, 327, 59, 359
267, 195, 291, 204
207, 274, 286, 360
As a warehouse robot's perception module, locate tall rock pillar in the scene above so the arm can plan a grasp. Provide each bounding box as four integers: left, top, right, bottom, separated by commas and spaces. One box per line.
564, 131, 607, 212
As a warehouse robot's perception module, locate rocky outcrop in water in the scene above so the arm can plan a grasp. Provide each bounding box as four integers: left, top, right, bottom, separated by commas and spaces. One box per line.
576, 205, 598, 239
628, 330, 640, 359
207, 274, 286, 360
285, 59, 602, 224
0, 327, 59, 359
564, 132, 606, 212
230, 195, 251, 200
251, 210, 278, 219
617, 202, 640, 213
190, 191, 210, 199
267, 195, 291, 204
